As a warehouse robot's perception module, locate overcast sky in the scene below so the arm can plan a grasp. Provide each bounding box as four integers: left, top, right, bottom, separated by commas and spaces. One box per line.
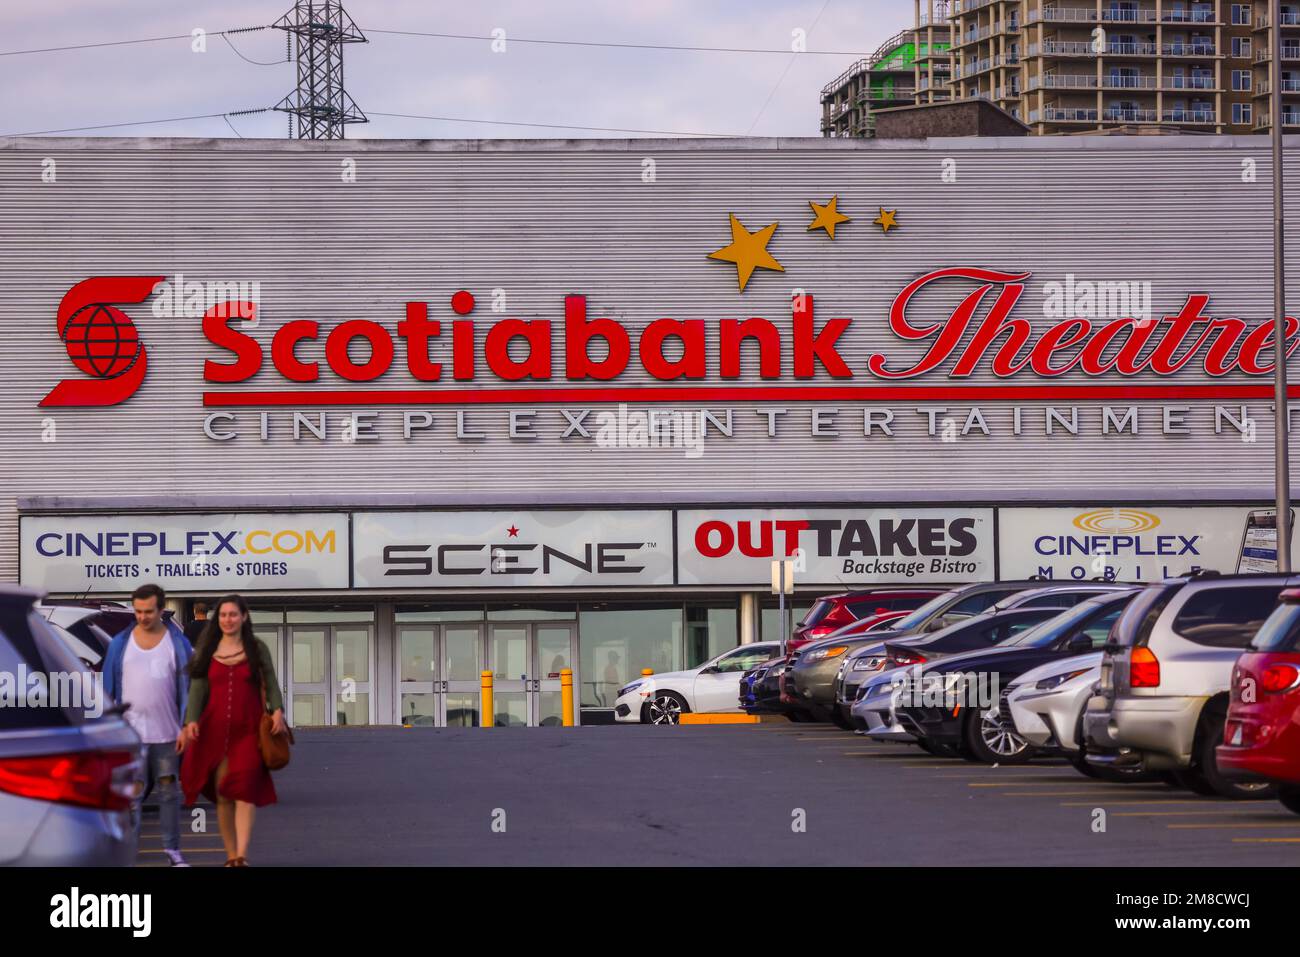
0, 0, 906, 139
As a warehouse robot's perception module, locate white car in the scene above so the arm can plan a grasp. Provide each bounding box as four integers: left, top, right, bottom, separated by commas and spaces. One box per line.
614, 642, 782, 724
1005, 652, 1102, 754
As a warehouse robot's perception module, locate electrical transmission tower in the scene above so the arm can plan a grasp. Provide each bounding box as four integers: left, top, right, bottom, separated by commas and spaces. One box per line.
273, 1, 367, 139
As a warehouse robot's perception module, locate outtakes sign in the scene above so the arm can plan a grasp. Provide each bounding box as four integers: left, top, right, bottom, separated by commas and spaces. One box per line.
19, 513, 350, 593
676, 508, 995, 586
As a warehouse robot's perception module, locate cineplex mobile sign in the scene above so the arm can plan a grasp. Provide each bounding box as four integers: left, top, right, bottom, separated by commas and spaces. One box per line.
40, 268, 1300, 427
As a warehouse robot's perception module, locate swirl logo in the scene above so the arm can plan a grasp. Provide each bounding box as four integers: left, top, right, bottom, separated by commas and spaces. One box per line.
1072, 509, 1161, 534
40, 276, 164, 407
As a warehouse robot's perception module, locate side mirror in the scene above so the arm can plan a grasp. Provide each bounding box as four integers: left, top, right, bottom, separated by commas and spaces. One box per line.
926, 618, 947, 633
1066, 633, 1092, 652
699, 665, 720, 675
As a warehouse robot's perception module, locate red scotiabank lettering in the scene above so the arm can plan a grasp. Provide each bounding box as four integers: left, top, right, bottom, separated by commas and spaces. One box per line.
199, 269, 1300, 385
869, 267, 1300, 378
203, 294, 855, 383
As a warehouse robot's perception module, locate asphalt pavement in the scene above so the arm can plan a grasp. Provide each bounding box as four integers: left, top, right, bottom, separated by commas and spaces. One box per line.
137, 723, 1300, 866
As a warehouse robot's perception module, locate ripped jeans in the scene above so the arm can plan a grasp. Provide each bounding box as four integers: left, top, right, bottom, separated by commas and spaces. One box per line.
130, 742, 181, 852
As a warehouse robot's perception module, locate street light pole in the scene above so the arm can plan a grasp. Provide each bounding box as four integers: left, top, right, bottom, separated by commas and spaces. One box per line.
1273, 0, 1292, 572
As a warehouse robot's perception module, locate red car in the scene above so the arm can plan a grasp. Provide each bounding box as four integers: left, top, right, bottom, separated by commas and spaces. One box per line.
790, 590, 942, 650
1217, 586, 1300, 816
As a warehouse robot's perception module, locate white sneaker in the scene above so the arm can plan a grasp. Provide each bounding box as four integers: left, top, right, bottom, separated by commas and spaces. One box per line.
164, 849, 190, 867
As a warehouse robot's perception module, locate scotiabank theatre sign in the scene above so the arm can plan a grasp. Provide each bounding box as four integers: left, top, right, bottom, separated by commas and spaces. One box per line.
39, 268, 1299, 442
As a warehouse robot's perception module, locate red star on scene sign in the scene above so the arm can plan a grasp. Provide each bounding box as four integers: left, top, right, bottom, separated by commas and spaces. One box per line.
506, 525, 519, 537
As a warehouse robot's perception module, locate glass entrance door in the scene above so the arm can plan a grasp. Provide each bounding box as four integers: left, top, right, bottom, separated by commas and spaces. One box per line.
489, 625, 531, 726
487, 623, 578, 727
289, 624, 374, 726
536, 625, 576, 727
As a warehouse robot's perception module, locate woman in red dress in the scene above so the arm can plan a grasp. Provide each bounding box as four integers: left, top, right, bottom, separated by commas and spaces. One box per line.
181, 594, 287, 866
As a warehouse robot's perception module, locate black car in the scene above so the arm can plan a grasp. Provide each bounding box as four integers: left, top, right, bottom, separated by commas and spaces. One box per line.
893, 591, 1138, 764
834, 606, 1071, 717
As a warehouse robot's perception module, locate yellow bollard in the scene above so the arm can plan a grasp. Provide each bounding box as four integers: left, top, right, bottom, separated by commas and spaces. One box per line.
560, 668, 574, 727
480, 670, 493, 728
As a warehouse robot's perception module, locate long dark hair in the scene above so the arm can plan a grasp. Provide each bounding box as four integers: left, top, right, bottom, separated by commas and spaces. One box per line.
189, 594, 263, 688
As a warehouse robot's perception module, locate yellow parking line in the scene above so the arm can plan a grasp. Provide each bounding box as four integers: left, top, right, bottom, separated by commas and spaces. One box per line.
1232, 837, 1300, 843
138, 847, 230, 855
901, 763, 967, 768
1061, 799, 1236, 807
1167, 822, 1300, 830
999, 790, 1127, 797
967, 781, 1121, 788
1114, 809, 1276, 817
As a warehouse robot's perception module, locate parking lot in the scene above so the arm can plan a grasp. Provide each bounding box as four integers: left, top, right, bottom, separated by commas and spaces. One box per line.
137, 724, 1300, 867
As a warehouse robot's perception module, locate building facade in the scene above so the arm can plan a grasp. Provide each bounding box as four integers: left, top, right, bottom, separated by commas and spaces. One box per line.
823, 0, 1300, 136
2, 134, 1298, 729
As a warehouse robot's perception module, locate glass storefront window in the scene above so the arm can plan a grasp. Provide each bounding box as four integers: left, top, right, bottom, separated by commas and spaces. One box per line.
334, 628, 370, 683
394, 607, 485, 623
336, 693, 369, 726
685, 602, 739, 668
286, 609, 376, 623
399, 628, 436, 682
578, 604, 682, 708
760, 600, 813, 644
486, 604, 577, 621
248, 609, 286, 624
400, 692, 436, 726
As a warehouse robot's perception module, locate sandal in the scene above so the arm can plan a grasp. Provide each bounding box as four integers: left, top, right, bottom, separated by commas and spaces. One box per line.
224, 856, 249, 867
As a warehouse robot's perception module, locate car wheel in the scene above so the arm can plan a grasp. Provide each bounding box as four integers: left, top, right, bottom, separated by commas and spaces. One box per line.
831, 704, 854, 731
643, 691, 689, 725
1279, 785, 1300, 816
1069, 715, 1155, 783
1185, 706, 1277, 800
964, 704, 1032, 765
917, 738, 961, 759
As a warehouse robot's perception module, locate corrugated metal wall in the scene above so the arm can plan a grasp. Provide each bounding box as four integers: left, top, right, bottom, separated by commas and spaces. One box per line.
0, 135, 1296, 583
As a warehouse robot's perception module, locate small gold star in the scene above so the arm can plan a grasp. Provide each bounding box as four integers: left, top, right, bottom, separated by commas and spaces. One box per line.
706, 213, 784, 292
874, 208, 899, 233
807, 196, 850, 240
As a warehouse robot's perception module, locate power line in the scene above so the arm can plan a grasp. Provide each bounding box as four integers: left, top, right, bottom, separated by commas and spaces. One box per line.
369, 111, 732, 137
222, 32, 289, 66
747, 0, 834, 134
365, 28, 871, 56
0, 26, 270, 58
4, 109, 270, 137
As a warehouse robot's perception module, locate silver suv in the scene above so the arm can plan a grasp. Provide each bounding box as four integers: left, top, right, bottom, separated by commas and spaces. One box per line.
1082, 573, 1288, 798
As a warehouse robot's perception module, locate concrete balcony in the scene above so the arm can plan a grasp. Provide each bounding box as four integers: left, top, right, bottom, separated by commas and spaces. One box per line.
1025, 73, 1099, 90
1102, 107, 1159, 122
1162, 108, 1217, 123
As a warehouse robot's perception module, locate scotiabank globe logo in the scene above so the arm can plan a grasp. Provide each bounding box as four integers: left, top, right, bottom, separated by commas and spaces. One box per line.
1072, 509, 1161, 534
40, 276, 163, 407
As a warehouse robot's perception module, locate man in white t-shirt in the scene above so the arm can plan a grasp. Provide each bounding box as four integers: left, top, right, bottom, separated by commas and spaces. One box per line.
103, 584, 195, 867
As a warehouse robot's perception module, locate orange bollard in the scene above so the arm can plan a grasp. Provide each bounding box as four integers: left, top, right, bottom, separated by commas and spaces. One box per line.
560, 668, 574, 727
480, 670, 493, 728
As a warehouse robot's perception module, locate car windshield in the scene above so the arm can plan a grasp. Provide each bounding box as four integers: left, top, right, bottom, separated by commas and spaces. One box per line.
1249, 602, 1300, 652
996, 599, 1122, 649
881, 589, 958, 633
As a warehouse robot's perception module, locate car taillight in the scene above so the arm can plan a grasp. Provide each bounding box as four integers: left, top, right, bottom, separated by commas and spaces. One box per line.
0, 750, 142, 811
1261, 664, 1300, 694
890, 652, 928, 667
1130, 646, 1160, 688
804, 625, 835, 639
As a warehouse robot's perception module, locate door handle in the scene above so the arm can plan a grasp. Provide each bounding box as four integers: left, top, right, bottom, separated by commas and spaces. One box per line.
439, 681, 448, 692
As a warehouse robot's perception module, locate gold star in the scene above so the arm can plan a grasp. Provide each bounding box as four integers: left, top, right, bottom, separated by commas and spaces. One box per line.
707, 213, 784, 292
807, 196, 850, 239
874, 207, 899, 233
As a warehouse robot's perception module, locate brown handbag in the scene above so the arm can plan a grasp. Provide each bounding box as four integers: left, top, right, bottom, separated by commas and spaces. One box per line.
258, 680, 294, 770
